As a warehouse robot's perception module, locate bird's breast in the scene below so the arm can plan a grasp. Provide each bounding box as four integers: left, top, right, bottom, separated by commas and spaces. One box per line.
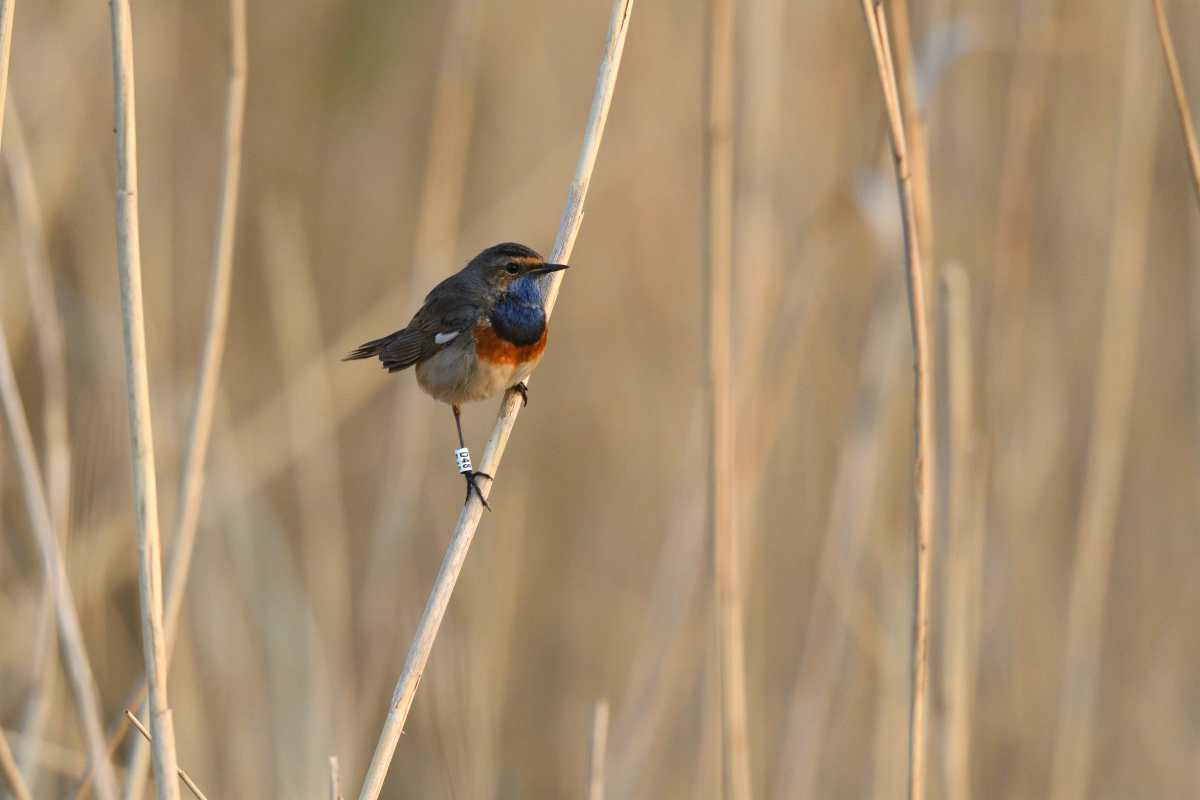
473, 323, 547, 366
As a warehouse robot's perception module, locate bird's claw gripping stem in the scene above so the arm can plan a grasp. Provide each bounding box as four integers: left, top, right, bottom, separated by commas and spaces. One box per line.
512, 382, 529, 407
465, 471, 492, 511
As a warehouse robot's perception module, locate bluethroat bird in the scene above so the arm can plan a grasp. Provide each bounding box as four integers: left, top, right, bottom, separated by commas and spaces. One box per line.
343, 243, 567, 508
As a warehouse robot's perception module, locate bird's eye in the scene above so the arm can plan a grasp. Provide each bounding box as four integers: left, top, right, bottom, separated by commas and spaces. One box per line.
505, 263, 519, 275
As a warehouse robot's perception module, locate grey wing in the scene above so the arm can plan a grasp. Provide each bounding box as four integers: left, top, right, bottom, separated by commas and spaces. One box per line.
344, 275, 484, 372
378, 296, 481, 372
377, 329, 439, 372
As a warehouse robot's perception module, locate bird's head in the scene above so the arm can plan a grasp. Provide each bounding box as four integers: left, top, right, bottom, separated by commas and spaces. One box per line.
468, 243, 568, 293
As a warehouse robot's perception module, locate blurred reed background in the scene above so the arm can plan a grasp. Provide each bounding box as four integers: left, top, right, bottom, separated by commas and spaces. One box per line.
1, 0, 1200, 798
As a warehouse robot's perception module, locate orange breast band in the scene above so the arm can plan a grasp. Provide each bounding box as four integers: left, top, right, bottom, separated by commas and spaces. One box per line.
473, 324, 547, 366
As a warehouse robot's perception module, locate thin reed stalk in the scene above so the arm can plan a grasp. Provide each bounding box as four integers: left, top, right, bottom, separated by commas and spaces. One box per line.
329, 757, 342, 800
118, 1, 245, 795
353, 2, 633, 797
886, 0, 933, 258
587, 699, 610, 800
0, 0, 14, 187
1151, 0, 1200, 209
124, 712, 210, 800
0, 728, 33, 800
855, 3, 934, 799
0, 296, 118, 800
107, 0, 182, 796
707, 0, 752, 796
1048, 4, 1161, 799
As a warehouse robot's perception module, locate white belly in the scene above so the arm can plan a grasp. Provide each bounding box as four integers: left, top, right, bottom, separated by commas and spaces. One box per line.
415, 341, 532, 405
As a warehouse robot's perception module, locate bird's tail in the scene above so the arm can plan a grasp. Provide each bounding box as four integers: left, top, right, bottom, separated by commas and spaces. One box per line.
343, 332, 399, 362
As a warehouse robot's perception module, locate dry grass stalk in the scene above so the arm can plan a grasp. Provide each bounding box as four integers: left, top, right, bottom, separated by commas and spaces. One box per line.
353, 2, 633, 797
0, 729, 33, 800
0, 0, 14, 182
118, 1, 245, 796
939, 265, 983, 800
0, 301, 118, 800
707, 0, 752, 796
1151, 0, 1200, 209
855, 2, 934, 799
1048, 4, 1161, 799
329, 757, 342, 800
886, 0, 933, 257
587, 699, 610, 800
124, 712, 209, 800
107, 0, 182, 796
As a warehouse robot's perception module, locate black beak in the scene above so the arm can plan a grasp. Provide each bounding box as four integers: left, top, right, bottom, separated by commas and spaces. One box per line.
530, 262, 569, 275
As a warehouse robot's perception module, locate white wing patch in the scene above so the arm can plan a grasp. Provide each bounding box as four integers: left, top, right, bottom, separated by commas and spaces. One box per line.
434, 330, 461, 345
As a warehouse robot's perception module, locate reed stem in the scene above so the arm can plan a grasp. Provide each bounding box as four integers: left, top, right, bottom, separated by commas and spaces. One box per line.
1151, 0, 1200, 210
107, 0, 182, 795
124, 712, 210, 800
329, 757, 343, 800
112, 1, 245, 795
855, 3, 934, 799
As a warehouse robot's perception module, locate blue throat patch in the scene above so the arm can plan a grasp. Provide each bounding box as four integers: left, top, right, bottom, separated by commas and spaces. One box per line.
491, 277, 547, 346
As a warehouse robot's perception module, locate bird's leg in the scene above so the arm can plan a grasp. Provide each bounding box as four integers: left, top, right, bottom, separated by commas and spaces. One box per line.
452, 404, 492, 510
512, 382, 529, 407
452, 404, 466, 448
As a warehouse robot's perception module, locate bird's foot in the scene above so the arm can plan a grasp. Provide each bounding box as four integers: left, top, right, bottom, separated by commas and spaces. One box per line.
512, 382, 529, 407
464, 471, 493, 511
